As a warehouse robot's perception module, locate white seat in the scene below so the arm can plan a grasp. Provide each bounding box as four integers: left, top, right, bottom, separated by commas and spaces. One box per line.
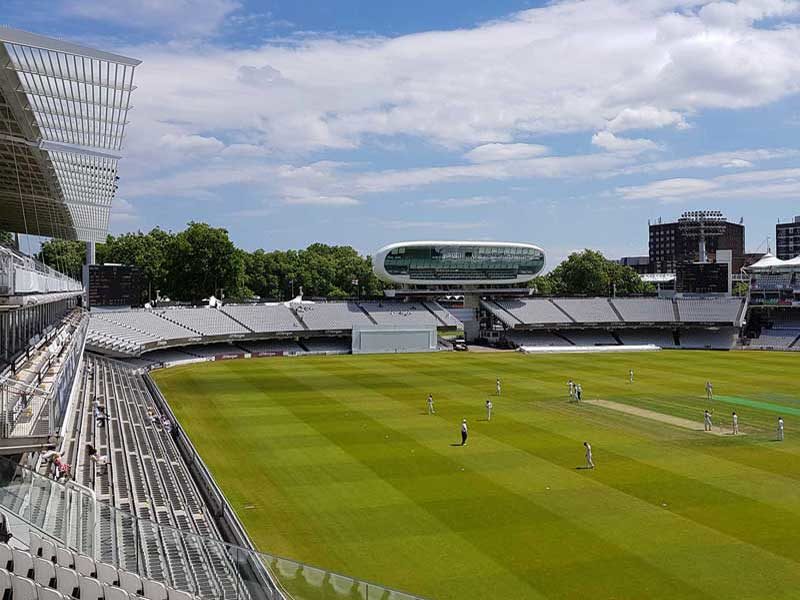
37, 585, 68, 599
79, 574, 104, 600
40, 539, 57, 562
0, 543, 12, 570
28, 531, 43, 557
168, 587, 196, 600
119, 570, 143, 595
33, 557, 56, 587
0, 568, 10, 594
97, 561, 119, 586
75, 554, 96, 577
12, 548, 34, 578
11, 574, 37, 599
55, 565, 79, 598
143, 579, 168, 600
55, 548, 74, 569
104, 583, 132, 599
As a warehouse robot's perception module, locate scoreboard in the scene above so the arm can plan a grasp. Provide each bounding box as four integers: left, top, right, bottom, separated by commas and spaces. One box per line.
86, 264, 146, 307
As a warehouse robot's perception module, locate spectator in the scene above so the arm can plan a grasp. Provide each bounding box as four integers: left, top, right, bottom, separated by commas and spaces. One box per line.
94, 404, 107, 427
86, 444, 109, 476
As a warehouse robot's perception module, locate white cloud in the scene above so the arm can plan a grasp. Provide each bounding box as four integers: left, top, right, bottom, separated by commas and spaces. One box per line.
605, 106, 689, 133
283, 194, 360, 206
616, 167, 800, 201
65, 0, 239, 36
422, 196, 502, 208
591, 131, 662, 154
610, 148, 799, 176
464, 143, 549, 163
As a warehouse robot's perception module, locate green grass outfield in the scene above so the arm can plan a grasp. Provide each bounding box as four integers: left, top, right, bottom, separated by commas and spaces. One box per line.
153, 350, 800, 600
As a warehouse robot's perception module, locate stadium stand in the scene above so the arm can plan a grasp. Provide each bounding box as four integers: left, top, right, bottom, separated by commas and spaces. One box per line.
609, 298, 676, 323
237, 340, 305, 355
552, 298, 620, 323
302, 338, 351, 354
747, 329, 800, 351
615, 329, 677, 348
559, 330, 620, 346
506, 331, 572, 347
489, 299, 573, 326
286, 302, 374, 330
221, 304, 304, 334
156, 308, 250, 337
358, 302, 441, 326
59, 356, 253, 598
675, 298, 745, 323
422, 302, 463, 327
678, 327, 740, 350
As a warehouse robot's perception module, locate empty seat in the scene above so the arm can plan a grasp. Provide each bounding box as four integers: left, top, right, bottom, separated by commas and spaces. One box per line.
39, 539, 57, 562
37, 585, 69, 599
55, 548, 74, 569
0, 543, 11, 570
12, 548, 34, 578
119, 569, 143, 595
79, 574, 105, 600
55, 565, 79, 598
0, 568, 9, 595
12, 574, 37, 599
104, 584, 133, 599
28, 531, 43, 557
143, 579, 168, 600
97, 561, 120, 586
34, 557, 56, 587
75, 554, 96, 577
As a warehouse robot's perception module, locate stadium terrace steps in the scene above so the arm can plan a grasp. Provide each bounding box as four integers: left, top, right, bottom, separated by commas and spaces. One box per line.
154, 308, 250, 337
220, 304, 305, 334
357, 301, 442, 327
64, 356, 251, 598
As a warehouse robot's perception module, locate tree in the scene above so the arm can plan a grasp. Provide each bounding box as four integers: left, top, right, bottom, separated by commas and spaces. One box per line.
37, 239, 87, 279
164, 222, 246, 301
532, 249, 653, 296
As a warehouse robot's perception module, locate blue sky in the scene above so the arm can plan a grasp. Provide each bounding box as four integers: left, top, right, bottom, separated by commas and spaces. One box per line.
6, 0, 800, 264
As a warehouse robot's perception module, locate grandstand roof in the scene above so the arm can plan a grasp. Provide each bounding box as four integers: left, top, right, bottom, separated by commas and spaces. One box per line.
0, 27, 140, 242
746, 252, 800, 271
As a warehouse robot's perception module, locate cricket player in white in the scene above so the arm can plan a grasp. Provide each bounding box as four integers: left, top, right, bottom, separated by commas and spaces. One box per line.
704, 410, 713, 432
461, 419, 468, 446
584, 442, 594, 469
427, 394, 435, 415
777, 417, 784, 441
486, 399, 493, 421
568, 379, 575, 400
496, 378, 501, 396
629, 369, 634, 384
576, 384, 583, 402
732, 411, 738, 435
706, 381, 713, 401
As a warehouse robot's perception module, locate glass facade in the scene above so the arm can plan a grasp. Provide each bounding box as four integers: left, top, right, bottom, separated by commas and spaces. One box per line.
384, 245, 544, 281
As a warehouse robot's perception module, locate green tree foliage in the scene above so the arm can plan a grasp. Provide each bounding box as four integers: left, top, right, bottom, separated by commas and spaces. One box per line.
532, 249, 653, 296
31, 223, 384, 302
37, 239, 87, 279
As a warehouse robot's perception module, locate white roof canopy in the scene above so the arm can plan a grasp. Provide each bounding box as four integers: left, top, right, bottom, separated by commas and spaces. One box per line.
0, 27, 140, 242
746, 252, 800, 272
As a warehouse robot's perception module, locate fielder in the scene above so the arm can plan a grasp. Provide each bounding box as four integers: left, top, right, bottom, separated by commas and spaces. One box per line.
427, 394, 435, 415
584, 441, 594, 469
777, 417, 784, 441
485, 399, 493, 421
460, 419, 468, 446
706, 381, 713, 401
732, 411, 739, 435
496, 378, 502, 396
629, 369, 634, 384
575, 383, 583, 402
568, 379, 575, 401
703, 410, 713, 432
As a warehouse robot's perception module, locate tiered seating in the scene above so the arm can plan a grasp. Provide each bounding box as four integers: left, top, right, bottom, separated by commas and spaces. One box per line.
293, 302, 373, 330
155, 309, 249, 337
423, 302, 462, 327
221, 304, 304, 333
181, 344, 244, 358
358, 302, 440, 326
615, 329, 676, 347
749, 329, 800, 350
679, 327, 739, 350
96, 312, 195, 341
675, 298, 744, 323
64, 357, 249, 598
506, 331, 571, 347
86, 318, 150, 354
493, 299, 572, 325
237, 340, 305, 355
560, 330, 619, 346
302, 338, 351, 353
610, 298, 676, 322
553, 299, 619, 323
